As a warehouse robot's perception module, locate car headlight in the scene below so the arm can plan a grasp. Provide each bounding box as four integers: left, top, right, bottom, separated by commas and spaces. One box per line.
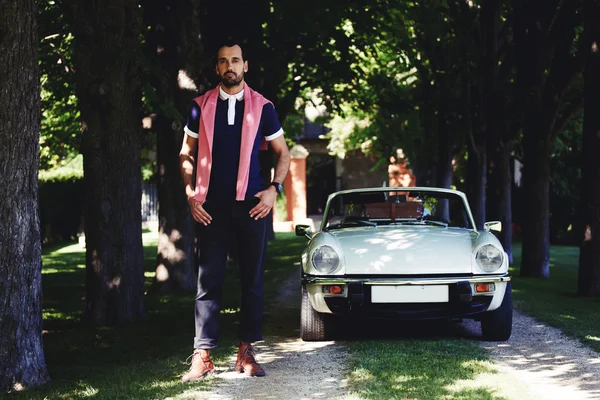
311, 245, 340, 273
476, 244, 504, 272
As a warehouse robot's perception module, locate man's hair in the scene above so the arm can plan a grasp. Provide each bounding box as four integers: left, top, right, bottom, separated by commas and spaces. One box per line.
215, 39, 247, 63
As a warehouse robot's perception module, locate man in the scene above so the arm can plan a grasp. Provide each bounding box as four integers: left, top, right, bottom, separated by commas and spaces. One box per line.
179, 41, 290, 382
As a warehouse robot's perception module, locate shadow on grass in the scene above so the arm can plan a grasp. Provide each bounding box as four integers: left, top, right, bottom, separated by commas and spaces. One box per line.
5, 233, 305, 399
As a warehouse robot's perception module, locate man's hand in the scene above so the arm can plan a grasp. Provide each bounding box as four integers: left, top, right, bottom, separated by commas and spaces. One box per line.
188, 197, 212, 225
249, 187, 277, 220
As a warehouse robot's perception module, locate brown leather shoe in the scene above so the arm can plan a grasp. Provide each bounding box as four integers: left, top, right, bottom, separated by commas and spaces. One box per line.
181, 349, 215, 382
235, 342, 266, 377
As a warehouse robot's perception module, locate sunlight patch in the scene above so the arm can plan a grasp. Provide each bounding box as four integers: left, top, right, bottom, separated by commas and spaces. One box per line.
350, 368, 375, 382
77, 385, 99, 397
444, 360, 500, 397
221, 308, 240, 315
11, 382, 25, 392
43, 310, 77, 320
148, 379, 178, 390
143, 230, 159, 245
585, 335, 600, 342
391, 375, 413, 383
42, 267, 81, 274
560, 314, 576, 320
461, 359, 497, 374
52, 243, 85, 254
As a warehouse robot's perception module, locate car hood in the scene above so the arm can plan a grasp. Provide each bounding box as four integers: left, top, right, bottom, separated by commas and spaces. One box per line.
328, 226, 477, 275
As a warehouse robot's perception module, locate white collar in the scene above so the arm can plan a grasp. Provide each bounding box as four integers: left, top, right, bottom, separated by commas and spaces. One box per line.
219, 86, 244, 101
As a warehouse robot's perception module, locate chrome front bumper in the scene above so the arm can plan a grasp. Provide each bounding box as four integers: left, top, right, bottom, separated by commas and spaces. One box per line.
303, 275, 511, 285
302, 274, 511, 317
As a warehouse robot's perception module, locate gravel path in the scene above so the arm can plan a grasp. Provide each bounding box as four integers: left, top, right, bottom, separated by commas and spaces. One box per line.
460, 310, 600, 400
185, 267, 349, 400
183, 337, 348, 400
185, 267, 600, 400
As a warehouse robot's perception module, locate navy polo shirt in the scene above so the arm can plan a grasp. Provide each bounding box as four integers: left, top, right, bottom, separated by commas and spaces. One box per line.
184, 93, 283, 205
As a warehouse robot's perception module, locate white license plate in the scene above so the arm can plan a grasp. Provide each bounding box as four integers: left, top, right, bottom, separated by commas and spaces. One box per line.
371, 285, 449, 303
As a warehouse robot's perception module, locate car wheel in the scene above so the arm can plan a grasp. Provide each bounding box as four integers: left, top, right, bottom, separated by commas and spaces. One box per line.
480, 281, 513, 341
301, 283, 333, 341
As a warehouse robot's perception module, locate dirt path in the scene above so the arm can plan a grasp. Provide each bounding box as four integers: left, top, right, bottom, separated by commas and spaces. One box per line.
184, 267, 600, 400
183, 267, 349, 400
180, 337, 347, 400
460, 310, 600, 400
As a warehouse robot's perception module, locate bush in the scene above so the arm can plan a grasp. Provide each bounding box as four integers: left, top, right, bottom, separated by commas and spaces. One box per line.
38, 179, 84, 244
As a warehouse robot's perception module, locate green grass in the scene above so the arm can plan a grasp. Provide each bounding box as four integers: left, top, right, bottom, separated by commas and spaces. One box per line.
344, 339, 502, 400
5, 231, 305, 399
510, 243, 600, 352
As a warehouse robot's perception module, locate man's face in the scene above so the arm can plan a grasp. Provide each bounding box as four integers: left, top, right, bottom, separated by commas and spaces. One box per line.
216, 45, 248, 88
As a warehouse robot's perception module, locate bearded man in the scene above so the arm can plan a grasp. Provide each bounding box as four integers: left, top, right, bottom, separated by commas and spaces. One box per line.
179, 41, 290, 381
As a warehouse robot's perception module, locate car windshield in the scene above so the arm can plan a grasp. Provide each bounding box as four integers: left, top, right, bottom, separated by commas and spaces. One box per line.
324, 190, 472, 230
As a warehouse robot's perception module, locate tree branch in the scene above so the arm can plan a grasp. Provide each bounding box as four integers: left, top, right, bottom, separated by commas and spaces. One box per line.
551, 95, 584, 140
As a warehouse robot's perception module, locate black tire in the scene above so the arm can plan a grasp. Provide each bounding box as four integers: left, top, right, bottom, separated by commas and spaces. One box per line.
481, 281, 513, 341
300, 283, 333, 341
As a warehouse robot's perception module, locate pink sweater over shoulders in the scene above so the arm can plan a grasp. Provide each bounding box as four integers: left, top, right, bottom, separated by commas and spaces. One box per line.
192, 82, 270, 203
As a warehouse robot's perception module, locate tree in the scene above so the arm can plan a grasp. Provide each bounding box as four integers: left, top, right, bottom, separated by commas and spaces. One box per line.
481, 0, 520, 263
142, 0, 204, 294
513, 0, 583, 278
578, 0, 600, 296
0, 0, 50, 390
67, 0, 146, 324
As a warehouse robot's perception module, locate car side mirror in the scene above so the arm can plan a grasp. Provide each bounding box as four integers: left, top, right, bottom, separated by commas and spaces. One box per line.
295, 224, 312, 239
484, 221, 502, 232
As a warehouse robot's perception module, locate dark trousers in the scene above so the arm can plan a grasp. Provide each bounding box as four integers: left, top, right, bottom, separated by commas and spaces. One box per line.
193, 198, 267, 349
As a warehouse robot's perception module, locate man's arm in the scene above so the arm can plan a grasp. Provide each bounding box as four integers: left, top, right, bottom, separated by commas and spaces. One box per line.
180, 134, 198, 200
180, 134, 212, 225
249, 135, 290, 220
269, 135, 291, 186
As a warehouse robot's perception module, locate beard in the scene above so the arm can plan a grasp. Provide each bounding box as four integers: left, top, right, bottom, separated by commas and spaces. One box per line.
221, 70, 244, 88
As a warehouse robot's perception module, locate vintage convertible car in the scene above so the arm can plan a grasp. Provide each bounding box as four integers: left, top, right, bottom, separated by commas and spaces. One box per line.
296, 187, 512, 341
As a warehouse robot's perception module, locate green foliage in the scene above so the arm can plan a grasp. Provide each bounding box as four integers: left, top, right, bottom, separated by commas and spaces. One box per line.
549, 111, 583, 243
281, 111, 304, 148
38, 154, 83, 183
38, 0, 156, 178
39, 84, 80, 170
312, 0, 475, 180
38, 0, 81, 171
38, 176, 83, 244
274, 191, 288, 222
38, 154, 84, 244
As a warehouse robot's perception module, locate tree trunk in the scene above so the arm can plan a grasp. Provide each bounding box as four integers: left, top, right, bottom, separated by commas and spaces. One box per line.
482, 0, 513, 262
154, 118, 196, 293
512, 0, 580, 279
142, 0, 204, 294
578, 0, 600, 296
436, 142, 453, 189
488, 144, 514, 264
69, 0, 145, 325
467, 144, 487, 230
435, 96, 453, 189
0, 0, 50, 390
520, 116, 551, 278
